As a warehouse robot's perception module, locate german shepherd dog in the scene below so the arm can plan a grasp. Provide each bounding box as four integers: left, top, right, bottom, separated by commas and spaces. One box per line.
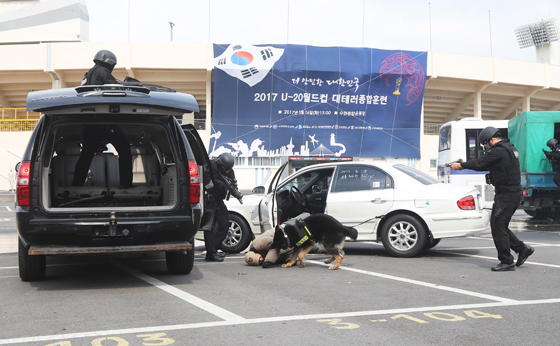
271, 213, 358, 270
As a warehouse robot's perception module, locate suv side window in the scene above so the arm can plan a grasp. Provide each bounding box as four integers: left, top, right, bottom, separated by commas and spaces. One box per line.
332, 165, 392, 192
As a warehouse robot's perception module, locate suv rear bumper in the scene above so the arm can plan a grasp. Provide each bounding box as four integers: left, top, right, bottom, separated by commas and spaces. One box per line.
17, 211, 200, 248
28, 241, 192, 255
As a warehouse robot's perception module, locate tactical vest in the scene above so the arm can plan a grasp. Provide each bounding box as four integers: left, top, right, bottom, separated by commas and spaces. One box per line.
487, 140, 521, 187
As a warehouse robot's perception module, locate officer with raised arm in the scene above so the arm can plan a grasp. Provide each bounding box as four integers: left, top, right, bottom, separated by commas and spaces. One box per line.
449, 126, 534, 271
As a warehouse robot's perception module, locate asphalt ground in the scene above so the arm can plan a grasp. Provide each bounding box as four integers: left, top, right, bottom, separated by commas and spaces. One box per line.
0, 202, 559, 346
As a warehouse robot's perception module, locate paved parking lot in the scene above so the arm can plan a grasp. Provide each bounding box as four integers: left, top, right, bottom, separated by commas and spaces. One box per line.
1, 201, 559, 346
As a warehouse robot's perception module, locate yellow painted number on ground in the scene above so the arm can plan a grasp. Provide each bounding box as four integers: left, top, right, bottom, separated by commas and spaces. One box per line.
391, 314, 429, 323
424, 312, 466, 321
136, 333, 175, 345
45, 342, 72, 346
464, 310, 502, 319
91, 337, 129, 346
316, 318, 360, 329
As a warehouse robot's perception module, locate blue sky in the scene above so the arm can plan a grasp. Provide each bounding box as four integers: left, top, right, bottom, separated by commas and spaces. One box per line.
87, 0, 560, 63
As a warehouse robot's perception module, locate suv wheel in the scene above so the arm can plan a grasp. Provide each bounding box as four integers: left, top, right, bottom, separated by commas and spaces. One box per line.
381, 214, 427, 257
18, 237, 46, 281
221, 214, 252, 253
166, 238, 195, 274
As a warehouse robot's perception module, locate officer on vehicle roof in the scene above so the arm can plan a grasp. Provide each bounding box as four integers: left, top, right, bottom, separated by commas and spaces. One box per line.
73, 50, 133, 188
81, 49, 120, 86
449, 126, 534, 272
205, 153, 238, 262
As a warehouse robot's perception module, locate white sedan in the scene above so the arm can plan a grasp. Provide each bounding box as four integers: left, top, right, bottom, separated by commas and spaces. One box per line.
219, 161, 489, 257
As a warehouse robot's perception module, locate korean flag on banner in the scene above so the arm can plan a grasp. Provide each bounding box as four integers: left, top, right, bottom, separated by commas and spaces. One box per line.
214, 44, 284, 87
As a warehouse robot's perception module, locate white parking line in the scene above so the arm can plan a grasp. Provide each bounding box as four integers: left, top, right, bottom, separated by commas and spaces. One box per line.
306, 260, 516, 303
435, 250, 560, 269
111, 261, 246, 323
1, 298, 559, 345
5, 206, 11, 211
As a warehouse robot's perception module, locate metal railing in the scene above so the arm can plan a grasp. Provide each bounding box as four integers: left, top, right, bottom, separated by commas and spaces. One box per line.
424, 123, 442, 135
0, 108, 41, 132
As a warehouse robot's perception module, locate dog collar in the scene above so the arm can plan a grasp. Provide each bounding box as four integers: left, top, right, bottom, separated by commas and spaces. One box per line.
279, 224, 291, 248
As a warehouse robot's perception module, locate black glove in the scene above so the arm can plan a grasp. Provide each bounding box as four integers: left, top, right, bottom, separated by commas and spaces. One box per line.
261, 261, 273, 268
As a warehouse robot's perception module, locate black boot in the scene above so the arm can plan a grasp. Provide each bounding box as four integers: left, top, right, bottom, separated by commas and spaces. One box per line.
205, 253, 224, 262
491, 262, 515, 271
516, 245, 534, 267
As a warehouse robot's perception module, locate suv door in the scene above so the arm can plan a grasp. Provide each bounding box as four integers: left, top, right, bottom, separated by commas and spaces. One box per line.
181, 124, 214, 231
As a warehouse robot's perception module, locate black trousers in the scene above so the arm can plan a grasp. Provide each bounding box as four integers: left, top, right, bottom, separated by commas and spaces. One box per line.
73, 125, 132, 187
204, 199, 229, 255
491, 191, 525, 264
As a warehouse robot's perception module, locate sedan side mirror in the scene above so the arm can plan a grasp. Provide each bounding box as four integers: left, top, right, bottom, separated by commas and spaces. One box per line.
252, 186, 266, 195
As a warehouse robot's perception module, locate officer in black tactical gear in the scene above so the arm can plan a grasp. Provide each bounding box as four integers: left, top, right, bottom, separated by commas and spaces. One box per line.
82, 50, 120, 86
205, 153, 239, 262
449, 126, 534, 271
73, 50, 132, 188
543, 138, 560, 187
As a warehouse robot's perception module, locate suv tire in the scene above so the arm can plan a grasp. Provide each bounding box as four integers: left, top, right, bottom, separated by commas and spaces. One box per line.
18, 237, 46, 281
165, 238, 195, 274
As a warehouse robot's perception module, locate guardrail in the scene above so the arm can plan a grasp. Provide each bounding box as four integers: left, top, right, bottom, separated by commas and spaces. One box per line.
0, 108, 41, 131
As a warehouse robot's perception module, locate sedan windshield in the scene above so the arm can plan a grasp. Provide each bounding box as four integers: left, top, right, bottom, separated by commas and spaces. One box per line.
393, 164, 439, 185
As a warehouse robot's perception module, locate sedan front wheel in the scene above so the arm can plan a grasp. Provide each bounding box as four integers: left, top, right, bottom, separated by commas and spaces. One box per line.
381, 214, 427, 257
221, 214, 252, 253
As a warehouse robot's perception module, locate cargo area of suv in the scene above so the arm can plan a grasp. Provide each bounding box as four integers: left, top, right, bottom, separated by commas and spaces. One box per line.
17, 85, 214, 281
47, 118, 178, 210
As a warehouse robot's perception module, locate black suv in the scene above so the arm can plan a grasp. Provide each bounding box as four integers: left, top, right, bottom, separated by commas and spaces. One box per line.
16, 84, 215, 281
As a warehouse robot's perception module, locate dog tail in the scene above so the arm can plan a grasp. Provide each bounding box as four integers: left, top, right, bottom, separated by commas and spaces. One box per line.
344, 226, 358, 240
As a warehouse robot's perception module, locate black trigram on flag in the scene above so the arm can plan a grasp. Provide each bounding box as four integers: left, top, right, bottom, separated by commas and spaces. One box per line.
217, 58, 227, 65
241, 67, 259, 79
261, 48, 274, 60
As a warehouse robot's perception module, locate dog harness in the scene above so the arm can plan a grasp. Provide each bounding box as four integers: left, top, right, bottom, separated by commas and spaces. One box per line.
293, 221, 313, 246
279, 222, 313, 247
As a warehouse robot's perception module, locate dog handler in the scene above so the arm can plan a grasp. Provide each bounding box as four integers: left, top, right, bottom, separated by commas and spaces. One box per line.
449, 126, 534, 271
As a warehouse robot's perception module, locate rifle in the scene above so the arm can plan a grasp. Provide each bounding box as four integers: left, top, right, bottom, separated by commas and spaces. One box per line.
217, 171, 244, 204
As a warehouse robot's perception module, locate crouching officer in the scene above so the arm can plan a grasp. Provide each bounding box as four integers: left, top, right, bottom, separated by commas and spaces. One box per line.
543, 138, 560, 187
205, 153, 238, 262
449, 126, 534, 271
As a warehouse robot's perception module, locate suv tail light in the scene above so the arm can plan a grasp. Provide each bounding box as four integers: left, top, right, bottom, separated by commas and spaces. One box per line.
17, 161, 31, 207
457, 195, 475, 210
188, 160, 201, 204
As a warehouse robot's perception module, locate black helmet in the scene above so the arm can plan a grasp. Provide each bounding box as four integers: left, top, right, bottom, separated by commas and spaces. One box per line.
479, 126, 499, 146
216, 153, 235, 171
93, 50, 117, 67
547, 138, 558, 149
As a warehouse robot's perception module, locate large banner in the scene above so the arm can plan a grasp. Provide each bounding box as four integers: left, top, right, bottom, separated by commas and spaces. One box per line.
210, 44, 427, 158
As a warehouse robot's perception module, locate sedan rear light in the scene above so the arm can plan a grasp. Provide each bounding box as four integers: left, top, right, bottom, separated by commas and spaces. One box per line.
188, 160, 201, 204
457, 196, 476, 210
16, 161, 31, 207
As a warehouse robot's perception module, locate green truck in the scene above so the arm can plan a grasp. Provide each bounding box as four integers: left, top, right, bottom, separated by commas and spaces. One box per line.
509, 111, 560, 219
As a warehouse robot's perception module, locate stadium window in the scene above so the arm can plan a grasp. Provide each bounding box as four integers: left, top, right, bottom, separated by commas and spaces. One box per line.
430, 159, 437, 170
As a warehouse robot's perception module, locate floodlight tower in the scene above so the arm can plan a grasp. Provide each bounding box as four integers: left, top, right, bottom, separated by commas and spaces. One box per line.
515, 18, 559, 65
